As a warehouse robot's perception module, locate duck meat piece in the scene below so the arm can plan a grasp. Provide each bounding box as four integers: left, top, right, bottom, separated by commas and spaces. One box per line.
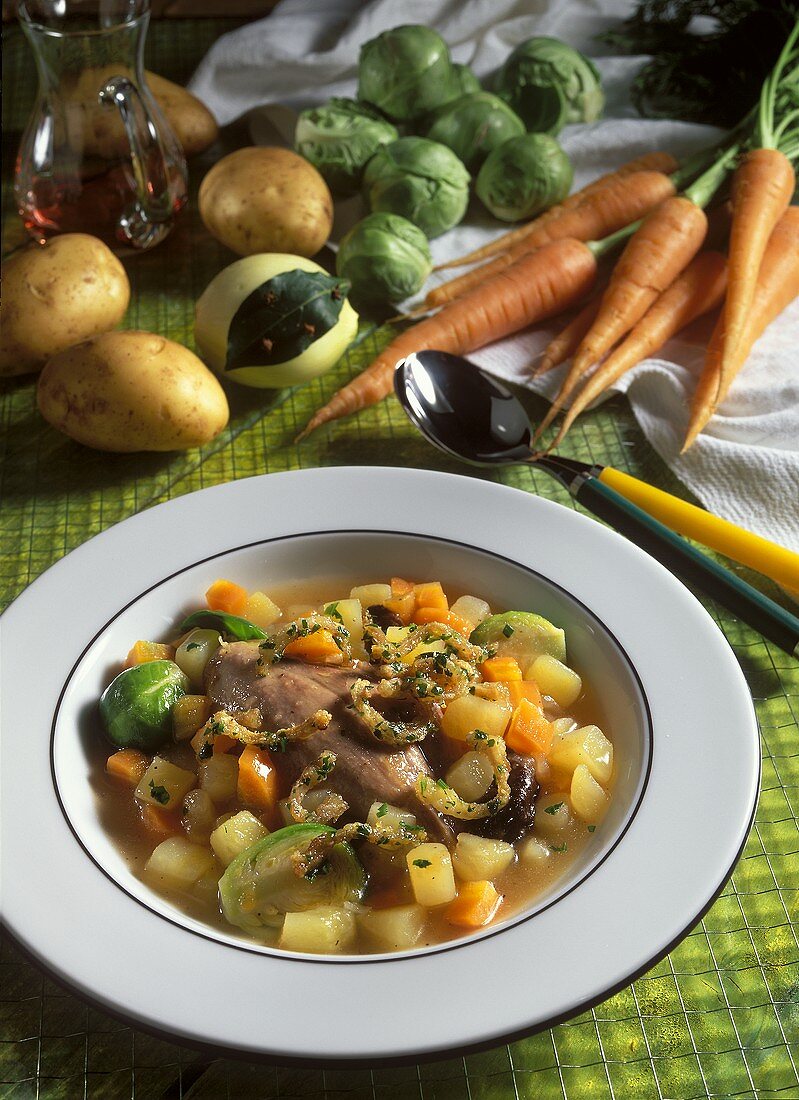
204, 641, 453, 843
474, 750, 538, 844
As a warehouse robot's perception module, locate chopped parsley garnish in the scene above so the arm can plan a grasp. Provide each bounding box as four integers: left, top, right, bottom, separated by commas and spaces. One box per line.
549, 843, 567, 853
185, 642, 201, 651
324, 602, 343, 622
376, 803, 389, 818
149, 781, 170, 805
544, 801, 565, 815
436, 778, 449, 790
587, 824, 596, 833
412, 859, 432, 869
502, 624, 515, 638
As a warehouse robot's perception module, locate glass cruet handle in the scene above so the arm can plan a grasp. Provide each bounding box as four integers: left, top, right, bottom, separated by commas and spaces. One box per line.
98, 75, 179, 249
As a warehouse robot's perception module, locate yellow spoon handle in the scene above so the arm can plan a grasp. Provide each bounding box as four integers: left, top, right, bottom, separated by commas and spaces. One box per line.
598, 466, 799, 591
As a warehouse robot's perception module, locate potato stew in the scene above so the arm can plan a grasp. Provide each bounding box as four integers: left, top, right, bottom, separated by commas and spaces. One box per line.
96, 576, 614, 954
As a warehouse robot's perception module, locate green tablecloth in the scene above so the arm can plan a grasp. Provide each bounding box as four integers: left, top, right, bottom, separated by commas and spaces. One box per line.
2, 20, 798, 1100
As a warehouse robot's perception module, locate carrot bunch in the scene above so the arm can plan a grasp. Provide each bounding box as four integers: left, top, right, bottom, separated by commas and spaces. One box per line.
296, 21, 799, 443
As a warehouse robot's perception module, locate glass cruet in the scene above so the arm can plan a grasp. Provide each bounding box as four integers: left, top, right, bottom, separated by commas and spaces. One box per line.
15, 0, 188, 250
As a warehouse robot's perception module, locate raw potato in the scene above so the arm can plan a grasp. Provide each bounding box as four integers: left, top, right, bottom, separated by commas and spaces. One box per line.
146, 72, 219, 157
0, 235, 129, 377
36, 332, 229, 452
198, 147, 333, 257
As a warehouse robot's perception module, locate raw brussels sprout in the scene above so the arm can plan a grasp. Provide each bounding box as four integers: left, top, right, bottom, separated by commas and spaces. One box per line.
358, 25, 457, 123
495, 36, 604, 127
336, 213, 432, 305
294, 97, 399, 196
450, 62, 481, 97
363, 137, 470, 239
100, 660, 190, 751
426, 92, 525, 172
476, 133, 573, 222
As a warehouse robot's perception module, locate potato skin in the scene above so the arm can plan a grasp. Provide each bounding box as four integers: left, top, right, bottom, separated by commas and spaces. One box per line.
0, 235, 130, 377
199, 147, 333, 257
37, 331, 229, 452
146, 72, 219, 157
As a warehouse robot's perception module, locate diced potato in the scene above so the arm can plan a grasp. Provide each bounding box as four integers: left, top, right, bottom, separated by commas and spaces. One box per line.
279, 906, 356, 954
243, 591, 281, 630
402, 639, 447, 665
173, 694, 213, 741
445, 751, 494, 802
181, 788, 216, 839
441, 693, 511, 742
350, 583, 392, 606
366, 801, 417, 833
548, 724, 614, 785
527, 654, 582, 708
518, 835, 551, 868
324, 597, 365, 657
198, 753, 239, 804
407, 843, 457, 907
144, 836, 215, 889
135, 757, 196, 810
385, 625, 411, 644
126, 640, 175, 667
449, 595, 491, 630
452, 833, 515, 882
551, 717, 578, 738
357, 904, 427, 950
175, 628, 222, 686
210, 809, 269, 866
534, 792, 572, 837
570, 764, 608, 824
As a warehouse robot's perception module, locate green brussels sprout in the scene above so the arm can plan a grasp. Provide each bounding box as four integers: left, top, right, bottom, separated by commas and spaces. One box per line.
336, 213, 432, 305
100, 660, 190, 751
363, 137, 470, 239
426, 92, 525, 173
450, 62, 481, 97
358, 25, 457, 123
294, 97, 399, 195
476, 133, 573, 223
495, 37, 604, 128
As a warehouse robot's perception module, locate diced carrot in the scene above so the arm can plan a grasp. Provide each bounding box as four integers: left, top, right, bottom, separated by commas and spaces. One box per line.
385, 578, 416, 624
106, 748, 149, 787
445, 881, 503, 928
391, 577, 415, 597
125, 640, 175, 668
481, 656, 523, 682
506, 680, 543, 710
190, 728, 238, 756
139, 802, 182, 839
505, 697, 554, 757
413, 607, 472, 636
283, 629, 343, 664
205, 578, 249, 616
237, 746, 281, 819
413, 581, 448, 612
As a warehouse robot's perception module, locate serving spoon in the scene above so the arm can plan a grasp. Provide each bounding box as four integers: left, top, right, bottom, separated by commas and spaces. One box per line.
394, 350, 799, 657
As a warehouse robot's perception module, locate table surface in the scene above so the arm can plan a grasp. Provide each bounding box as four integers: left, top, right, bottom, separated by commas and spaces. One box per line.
2, 18, 798, 1100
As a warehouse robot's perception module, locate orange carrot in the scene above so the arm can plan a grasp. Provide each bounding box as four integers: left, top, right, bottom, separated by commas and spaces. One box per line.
435, 152, 680, 271
206, 579, 248, 616
533, 293, 603, 377
297, 238, 598, 439
413, 581, 448, 611
545, 251, 728, 450
283, 629, 344, 664
505, 680, 543, 710
139, 802, 182, 839
125, 640, 175, 667
425, 170, 678, 309
106, 748, 149, 787
444, 881, 503, 928
480, 656, 523, 682
714, 148, 795, 401
413, 607, 473, 635
683, 207, 799, 451
505, 698, 554, 757
237, 745, 281, 819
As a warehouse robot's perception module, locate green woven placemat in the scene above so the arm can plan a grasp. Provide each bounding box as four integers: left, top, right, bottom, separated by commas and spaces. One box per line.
2, 20, 798, 1100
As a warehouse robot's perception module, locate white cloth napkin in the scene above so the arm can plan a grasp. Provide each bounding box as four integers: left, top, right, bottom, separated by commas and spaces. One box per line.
190, 0, 799, 554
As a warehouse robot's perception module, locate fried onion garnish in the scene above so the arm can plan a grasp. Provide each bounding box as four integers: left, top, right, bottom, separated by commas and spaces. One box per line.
415, 730, 511, 820
194, 708, 331, 758
292, 818, 428, 877
287, 751, 348, 826
349, 678, 436, 746
256, 613, 352, 672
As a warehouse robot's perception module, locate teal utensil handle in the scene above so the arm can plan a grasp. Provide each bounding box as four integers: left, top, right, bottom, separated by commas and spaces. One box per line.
574, 478, 799, 657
